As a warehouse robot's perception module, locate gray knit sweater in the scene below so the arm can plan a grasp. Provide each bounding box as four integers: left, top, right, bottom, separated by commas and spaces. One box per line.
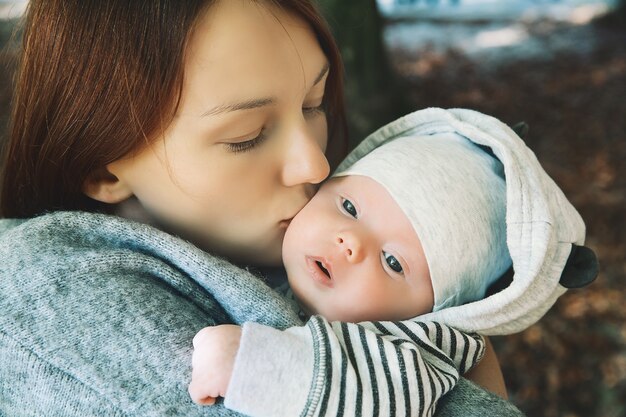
0, 211, 523, 416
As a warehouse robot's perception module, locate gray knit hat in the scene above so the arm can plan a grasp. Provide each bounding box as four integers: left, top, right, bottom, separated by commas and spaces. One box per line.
333, 132, 512, 311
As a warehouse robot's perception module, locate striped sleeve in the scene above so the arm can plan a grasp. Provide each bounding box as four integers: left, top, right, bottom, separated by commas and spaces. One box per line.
302, 317, 485, 417
225, 317, 484, 417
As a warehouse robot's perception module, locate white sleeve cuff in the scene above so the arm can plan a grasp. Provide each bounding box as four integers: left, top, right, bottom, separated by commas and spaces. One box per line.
224, 322, 315, 417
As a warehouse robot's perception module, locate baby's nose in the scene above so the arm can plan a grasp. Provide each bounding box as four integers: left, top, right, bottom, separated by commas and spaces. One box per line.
336, 233, 364, 263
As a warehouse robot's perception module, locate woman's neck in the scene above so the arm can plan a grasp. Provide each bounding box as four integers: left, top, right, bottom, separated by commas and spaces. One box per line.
113, 196, 162, 229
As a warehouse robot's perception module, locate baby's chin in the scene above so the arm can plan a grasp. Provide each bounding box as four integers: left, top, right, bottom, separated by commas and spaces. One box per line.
290, 294, 374, 322
287, 283, 352, 322
300, 300, 358, 322
311, 305, 423, 323
291, 290, 317, 317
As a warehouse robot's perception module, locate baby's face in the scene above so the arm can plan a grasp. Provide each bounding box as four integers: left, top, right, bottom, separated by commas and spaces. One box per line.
282, 175, 434, 322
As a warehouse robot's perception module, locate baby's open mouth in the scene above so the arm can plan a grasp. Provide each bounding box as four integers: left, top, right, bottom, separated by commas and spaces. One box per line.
306, 256, 334, 288
316, 261, 331, 278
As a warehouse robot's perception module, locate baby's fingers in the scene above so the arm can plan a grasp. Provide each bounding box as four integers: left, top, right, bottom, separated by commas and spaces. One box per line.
196, 396, 217, 406
188, 381, 218, 406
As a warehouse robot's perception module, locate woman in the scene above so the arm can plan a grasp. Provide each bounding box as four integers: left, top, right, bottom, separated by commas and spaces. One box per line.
0, 1, 522, 415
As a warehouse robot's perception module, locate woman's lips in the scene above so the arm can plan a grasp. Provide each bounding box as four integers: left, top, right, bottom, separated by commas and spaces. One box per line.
305, 256, 334, 288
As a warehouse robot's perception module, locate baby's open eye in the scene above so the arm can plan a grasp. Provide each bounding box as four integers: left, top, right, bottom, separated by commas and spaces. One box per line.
384, 251, 403, 274
341, 198, 357, 218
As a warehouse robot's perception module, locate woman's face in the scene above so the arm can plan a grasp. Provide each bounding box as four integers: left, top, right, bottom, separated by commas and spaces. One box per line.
106, 1, 331, 265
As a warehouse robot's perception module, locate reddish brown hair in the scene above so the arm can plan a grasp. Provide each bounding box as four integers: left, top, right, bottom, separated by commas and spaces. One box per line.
0, 0, 348, 218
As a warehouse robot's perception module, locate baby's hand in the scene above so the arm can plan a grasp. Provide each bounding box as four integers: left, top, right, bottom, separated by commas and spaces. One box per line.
188, 324, 242, 406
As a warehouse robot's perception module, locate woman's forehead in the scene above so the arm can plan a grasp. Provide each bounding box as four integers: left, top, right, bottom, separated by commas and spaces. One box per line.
180, 0, 328, 115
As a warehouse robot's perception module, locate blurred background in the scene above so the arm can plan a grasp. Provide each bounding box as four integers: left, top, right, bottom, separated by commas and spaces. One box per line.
1, 1, 625, 416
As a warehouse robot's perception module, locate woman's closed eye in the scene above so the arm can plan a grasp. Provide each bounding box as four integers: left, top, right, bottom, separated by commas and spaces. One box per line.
226, 102, 325, 154
303, 103, 325, 117
225, 129, 269, 154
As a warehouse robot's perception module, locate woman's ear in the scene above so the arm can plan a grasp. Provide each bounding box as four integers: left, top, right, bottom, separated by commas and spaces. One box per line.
82, 166, 133, 204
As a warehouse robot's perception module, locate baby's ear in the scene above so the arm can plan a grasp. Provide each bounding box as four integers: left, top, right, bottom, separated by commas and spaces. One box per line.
82, 166, 133, 204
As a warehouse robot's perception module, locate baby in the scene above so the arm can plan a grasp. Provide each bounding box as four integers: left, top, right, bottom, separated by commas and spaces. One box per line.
282, 131, 510, 324
188, 107, 593, 417
189, 129, 512, 416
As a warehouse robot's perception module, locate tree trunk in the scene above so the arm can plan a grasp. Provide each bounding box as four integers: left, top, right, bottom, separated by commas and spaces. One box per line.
318, 0, 412, 147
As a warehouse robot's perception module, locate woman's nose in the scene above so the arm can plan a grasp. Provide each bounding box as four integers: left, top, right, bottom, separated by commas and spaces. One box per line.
280, 122, 330, 187
336, 232, 364, 263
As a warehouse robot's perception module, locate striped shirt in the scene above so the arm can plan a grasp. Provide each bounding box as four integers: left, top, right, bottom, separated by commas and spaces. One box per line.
232, 284, 485, 417
300, 316, 485, 417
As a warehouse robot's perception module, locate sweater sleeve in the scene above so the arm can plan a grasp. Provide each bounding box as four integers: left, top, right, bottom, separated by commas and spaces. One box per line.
225, 316, 485, 417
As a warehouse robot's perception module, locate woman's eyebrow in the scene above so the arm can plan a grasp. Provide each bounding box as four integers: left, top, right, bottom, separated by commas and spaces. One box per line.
201, 98, 275, 117
313, 61, 330, 87
201, 62, 330, 118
